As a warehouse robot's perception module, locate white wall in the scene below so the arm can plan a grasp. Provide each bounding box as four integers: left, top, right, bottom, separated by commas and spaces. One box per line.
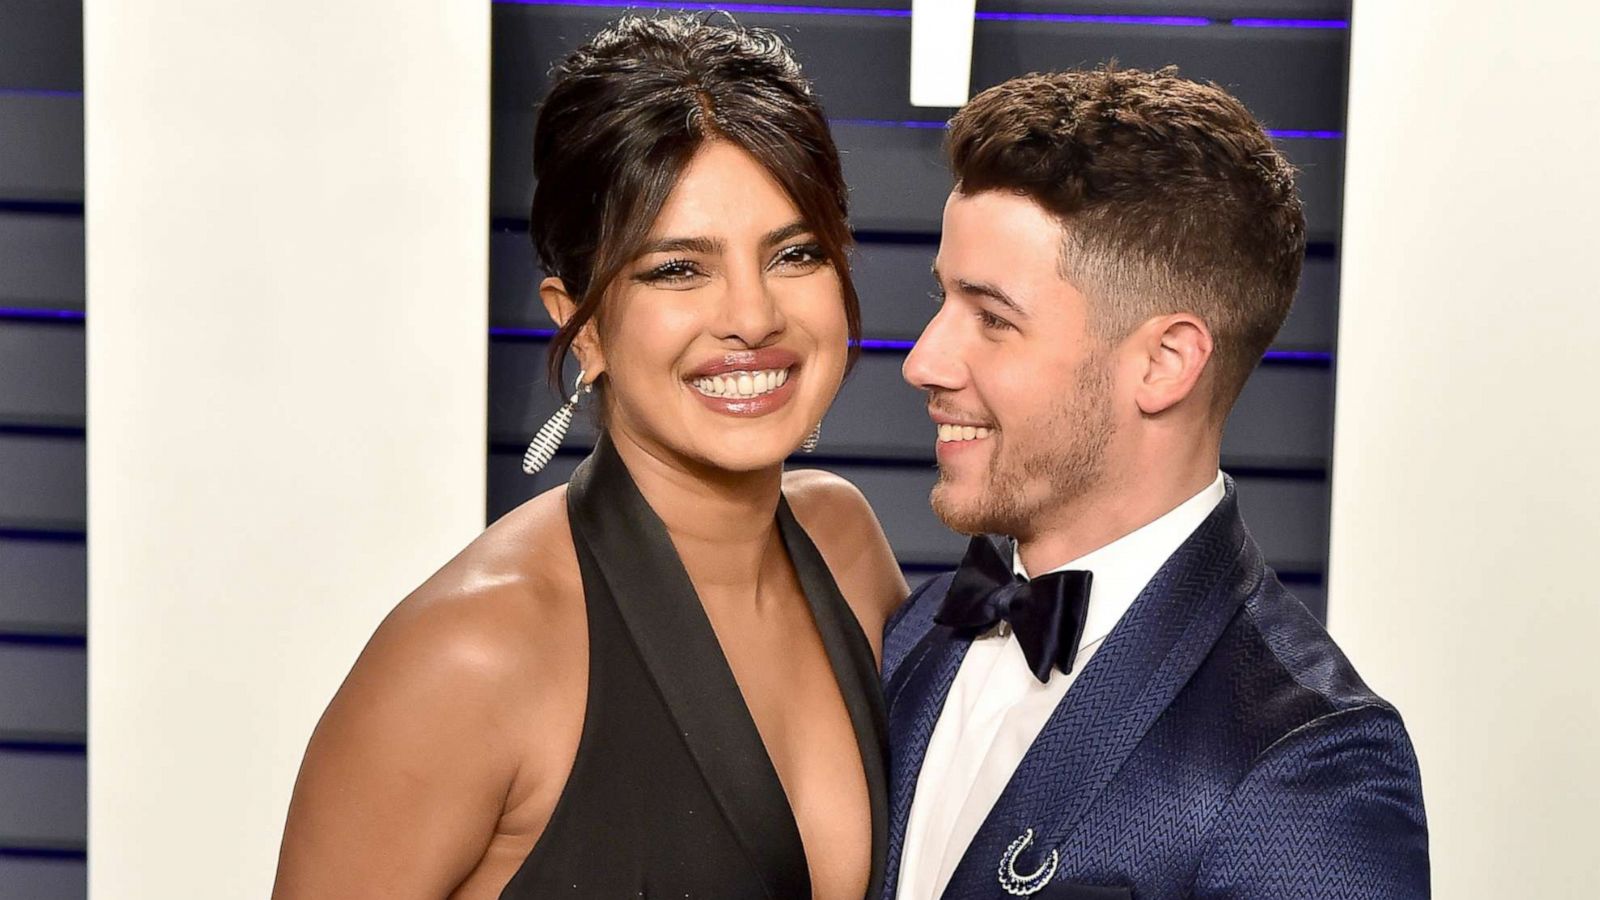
1330, 2, 1600, 895
84, 2, 489, 896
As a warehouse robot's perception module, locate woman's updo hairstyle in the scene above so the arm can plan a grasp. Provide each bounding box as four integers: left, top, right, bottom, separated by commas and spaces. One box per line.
531, 14, 862, 390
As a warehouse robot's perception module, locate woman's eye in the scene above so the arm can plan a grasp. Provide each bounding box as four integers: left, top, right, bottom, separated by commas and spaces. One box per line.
929, 288, 947, 306
637, 259, 703, 285
771, 243, 826, 271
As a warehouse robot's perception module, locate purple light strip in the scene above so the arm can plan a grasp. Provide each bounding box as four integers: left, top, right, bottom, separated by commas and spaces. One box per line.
496, 1, 1281, 28
1269, 129, 1344, 140
974, 11, 1209, 26
1231, 18, 1349, 29
0, 307, 85, 322
0, 87, 82, 99
832, 118, 1342, 140
492, 328, 1330, 364
494, 0, 911, 16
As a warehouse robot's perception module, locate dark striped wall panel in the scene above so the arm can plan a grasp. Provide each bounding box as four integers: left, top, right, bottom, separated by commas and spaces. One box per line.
0, 749, 85, 851
0, 539, 86, 636
0, 95, 83, 204
1, 0, 88, 891
0, 214, 84, 311
0, 643, 85, 743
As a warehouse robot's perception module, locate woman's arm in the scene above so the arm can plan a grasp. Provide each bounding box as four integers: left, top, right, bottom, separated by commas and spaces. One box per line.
784, 468, 909, 664
271, 586, 536, 899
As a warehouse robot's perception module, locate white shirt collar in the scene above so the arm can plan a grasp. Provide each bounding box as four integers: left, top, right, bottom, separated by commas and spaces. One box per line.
1011, 471, 1227, 656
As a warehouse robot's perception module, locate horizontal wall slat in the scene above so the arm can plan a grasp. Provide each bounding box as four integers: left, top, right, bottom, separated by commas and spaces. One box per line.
0, 0, 83, 92
0, 644, 85, 743
0, 95, 82, 204
0, 321, 84, 428
0, 434, 84, 532
489, 234, 1341, 351
0, 855, 85, 900
0, 538, 86, 636
488, 340, 1332, 469
0, 212, 84, 311
488, 449, 1328, 573
0, 749, 85, 851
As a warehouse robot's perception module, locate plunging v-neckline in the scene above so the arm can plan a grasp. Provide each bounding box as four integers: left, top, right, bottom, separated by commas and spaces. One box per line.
563, 434, 889, 899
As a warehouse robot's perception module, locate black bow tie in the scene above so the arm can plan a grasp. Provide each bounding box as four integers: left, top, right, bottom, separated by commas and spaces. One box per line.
935, 535, 1093, 683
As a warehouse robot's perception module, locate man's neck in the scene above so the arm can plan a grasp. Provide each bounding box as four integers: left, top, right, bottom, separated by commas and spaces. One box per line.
1015, 455, 1218, 577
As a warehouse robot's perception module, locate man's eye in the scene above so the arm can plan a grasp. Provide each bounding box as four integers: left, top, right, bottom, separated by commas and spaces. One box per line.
929, 288, 947, 305
977, 309, 1013, 331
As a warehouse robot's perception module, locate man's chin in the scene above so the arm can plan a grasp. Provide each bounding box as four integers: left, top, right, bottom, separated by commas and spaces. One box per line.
930, 479, 1001, 537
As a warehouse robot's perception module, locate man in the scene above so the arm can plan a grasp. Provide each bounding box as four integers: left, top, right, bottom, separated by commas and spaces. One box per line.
884, 67, 1429, 899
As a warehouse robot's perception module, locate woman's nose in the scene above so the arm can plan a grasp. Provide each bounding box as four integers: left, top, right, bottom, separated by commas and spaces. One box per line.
714, 267, 786, 347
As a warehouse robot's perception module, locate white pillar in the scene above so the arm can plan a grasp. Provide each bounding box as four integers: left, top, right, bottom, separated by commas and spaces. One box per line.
83, 2, 489, 896
1329, 2, 1600, 895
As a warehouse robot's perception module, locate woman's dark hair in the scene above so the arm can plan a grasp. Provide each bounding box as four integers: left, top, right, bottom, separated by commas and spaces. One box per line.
531, 14, 861, 391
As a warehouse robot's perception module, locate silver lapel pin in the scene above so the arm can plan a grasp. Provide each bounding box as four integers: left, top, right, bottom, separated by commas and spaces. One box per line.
997, 827, 1059, 896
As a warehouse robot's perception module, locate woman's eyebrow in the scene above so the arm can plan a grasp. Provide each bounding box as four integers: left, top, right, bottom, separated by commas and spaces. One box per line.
762, 220, 810, 247
639, 235, 721, 255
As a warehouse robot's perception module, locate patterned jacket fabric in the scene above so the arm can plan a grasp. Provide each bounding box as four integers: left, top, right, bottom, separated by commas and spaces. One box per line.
881, 480, 1430, 899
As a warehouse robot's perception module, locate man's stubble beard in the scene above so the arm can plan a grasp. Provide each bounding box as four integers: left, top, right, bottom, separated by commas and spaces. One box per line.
930, 351, 1117, 539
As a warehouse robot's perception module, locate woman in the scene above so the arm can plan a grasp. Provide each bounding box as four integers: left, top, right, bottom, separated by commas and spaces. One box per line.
273, 15, 907, 900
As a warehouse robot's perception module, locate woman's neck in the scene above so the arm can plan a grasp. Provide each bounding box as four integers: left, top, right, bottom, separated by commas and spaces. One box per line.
608, 430, 786, 600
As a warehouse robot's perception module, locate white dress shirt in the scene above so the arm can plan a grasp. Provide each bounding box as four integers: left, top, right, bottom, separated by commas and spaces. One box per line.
896, 472, 1226, 900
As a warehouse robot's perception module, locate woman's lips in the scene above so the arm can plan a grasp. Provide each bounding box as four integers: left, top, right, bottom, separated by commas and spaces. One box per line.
686, 366, 798, 417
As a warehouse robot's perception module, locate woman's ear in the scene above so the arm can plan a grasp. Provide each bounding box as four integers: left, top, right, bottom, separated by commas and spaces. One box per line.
539, 276, 606, 380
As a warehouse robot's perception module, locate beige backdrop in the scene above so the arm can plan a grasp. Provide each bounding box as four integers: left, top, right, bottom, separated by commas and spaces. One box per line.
84, 1, 489, 895
1330, 0, 1600, 895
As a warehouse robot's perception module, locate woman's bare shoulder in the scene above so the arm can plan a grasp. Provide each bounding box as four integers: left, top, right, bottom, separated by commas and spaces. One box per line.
274, 485, 587, 898
782, 469, 908, 656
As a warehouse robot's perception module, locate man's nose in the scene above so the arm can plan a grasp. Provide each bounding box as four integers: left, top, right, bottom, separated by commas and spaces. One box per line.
902, 309, 964, 392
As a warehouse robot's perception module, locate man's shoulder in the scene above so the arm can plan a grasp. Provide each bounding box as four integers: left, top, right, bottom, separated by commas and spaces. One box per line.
1237, 576, 1393, 716
882, 570, 956, 682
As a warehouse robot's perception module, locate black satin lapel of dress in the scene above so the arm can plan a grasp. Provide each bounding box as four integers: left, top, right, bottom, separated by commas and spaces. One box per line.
565, 437, 810, 900
775, 497, 890, 900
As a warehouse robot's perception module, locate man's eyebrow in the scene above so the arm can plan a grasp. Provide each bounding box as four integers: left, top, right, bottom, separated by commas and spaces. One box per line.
638, 235, 722, 256
955, 276, 1028, 316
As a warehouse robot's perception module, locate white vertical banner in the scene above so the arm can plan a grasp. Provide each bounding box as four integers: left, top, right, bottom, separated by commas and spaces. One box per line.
84, 1, 489, 896
1330, 0, 1600, 895
910, 0, 977, 107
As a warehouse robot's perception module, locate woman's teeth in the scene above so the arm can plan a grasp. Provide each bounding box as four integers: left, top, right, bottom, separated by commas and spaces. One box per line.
691, 368, 790, 399
938, 424, 993, 442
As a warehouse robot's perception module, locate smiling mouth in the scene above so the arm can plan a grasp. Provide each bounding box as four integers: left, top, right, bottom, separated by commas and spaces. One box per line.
938, 424, 994, 443
690, 367, 792, 399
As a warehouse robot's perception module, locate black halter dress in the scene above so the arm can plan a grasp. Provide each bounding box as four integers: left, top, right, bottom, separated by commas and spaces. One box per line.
498, 436, 889, 899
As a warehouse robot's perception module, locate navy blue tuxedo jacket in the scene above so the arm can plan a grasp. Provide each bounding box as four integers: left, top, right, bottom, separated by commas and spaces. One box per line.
882, 481, 1429, 899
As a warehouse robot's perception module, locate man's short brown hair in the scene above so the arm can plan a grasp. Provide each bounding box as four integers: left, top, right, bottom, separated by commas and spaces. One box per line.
946, 66, 1306, 415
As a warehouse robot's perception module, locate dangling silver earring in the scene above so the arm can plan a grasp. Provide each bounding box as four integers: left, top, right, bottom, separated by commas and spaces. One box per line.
800, 423, 821, 454
522, 370, 592, 475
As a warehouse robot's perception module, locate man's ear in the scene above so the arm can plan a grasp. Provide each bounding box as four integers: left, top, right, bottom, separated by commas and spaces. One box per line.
539, 276, 606, 380
1131, 313, 1213, 416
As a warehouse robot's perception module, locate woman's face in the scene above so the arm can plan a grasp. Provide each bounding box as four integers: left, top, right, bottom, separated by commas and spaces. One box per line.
583, 140, 850, 474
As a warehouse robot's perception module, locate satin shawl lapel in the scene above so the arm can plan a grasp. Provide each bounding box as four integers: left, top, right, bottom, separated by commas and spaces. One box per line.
566, 438, 809, 900
940, 482, 1261, 897
882, 571, 972, 891
775, 498, 891, 900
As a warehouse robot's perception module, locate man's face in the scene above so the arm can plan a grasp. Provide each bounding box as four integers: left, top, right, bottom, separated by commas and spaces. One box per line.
903, 190, 1119, 540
